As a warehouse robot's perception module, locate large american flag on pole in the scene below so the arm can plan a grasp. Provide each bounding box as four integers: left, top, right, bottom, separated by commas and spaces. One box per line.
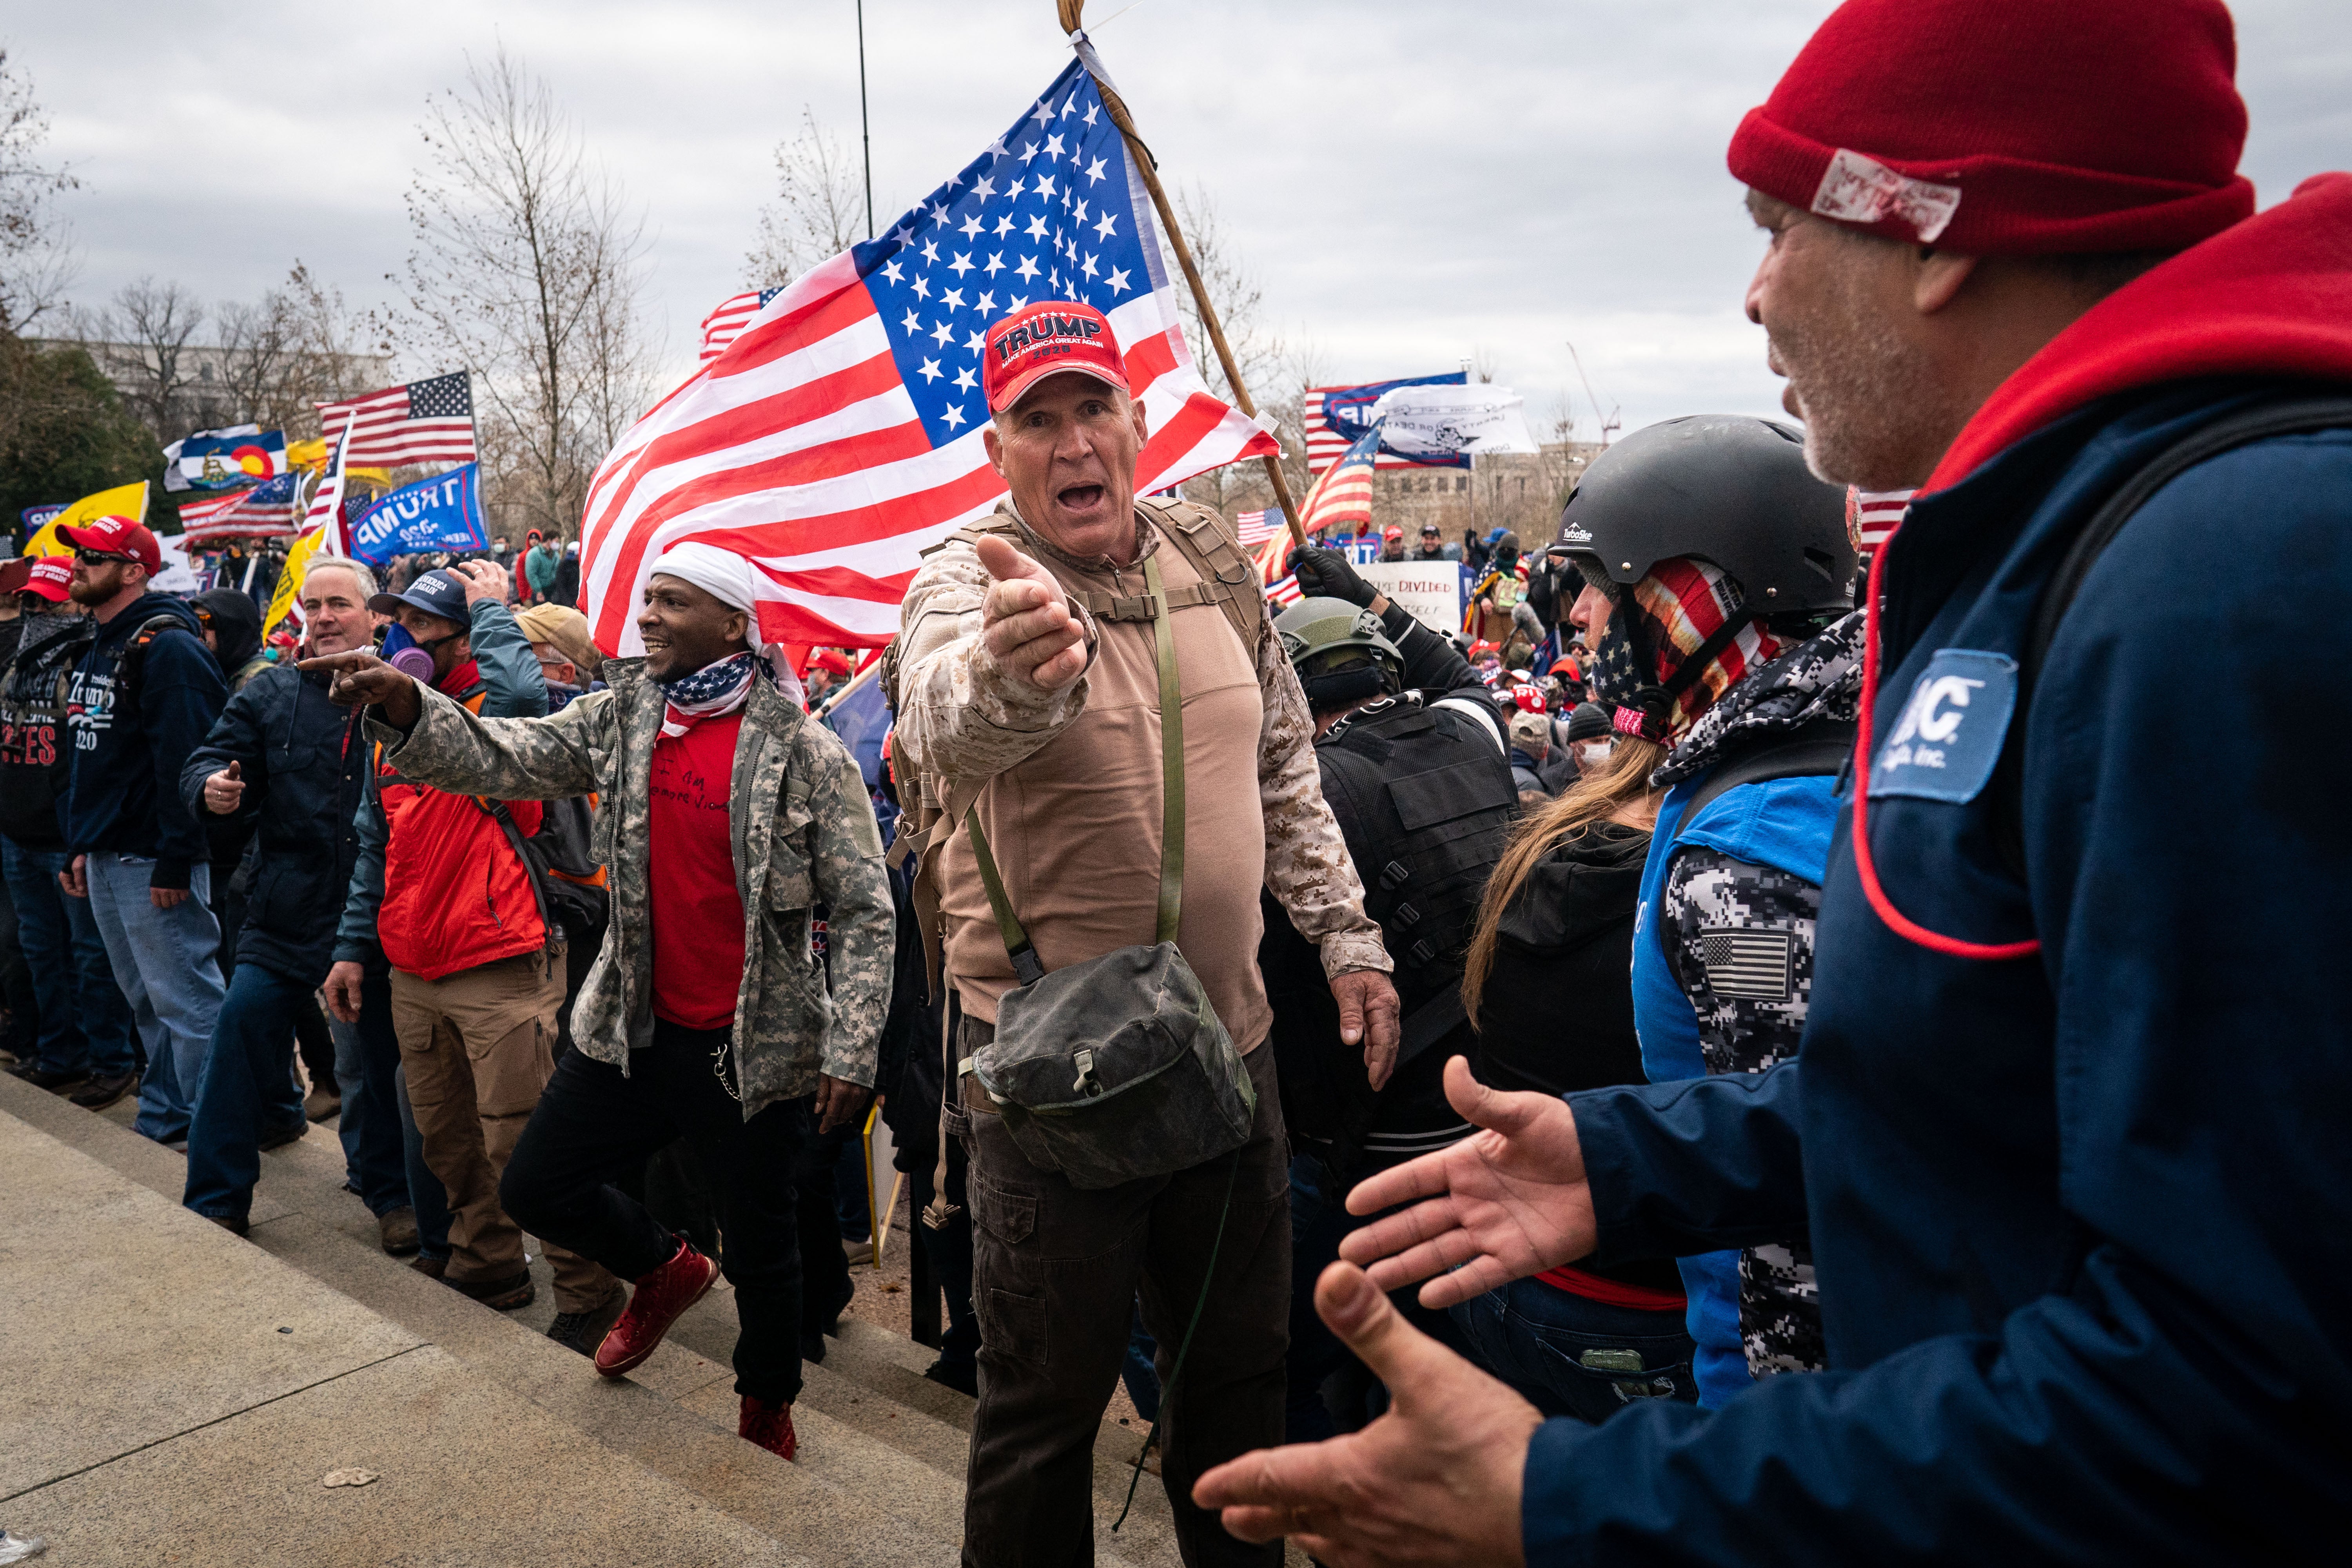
316, 372, 479, 467
578, 56, 1280, 653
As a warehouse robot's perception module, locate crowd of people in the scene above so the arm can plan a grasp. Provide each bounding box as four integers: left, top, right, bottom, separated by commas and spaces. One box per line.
2, 0, 2345, 1562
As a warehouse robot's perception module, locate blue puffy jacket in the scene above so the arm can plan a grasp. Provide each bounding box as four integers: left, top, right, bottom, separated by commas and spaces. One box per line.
1523, 178, 2352, 1561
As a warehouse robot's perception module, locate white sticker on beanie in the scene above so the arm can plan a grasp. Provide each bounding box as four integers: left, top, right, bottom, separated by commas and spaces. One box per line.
1812, 149, 1961, 243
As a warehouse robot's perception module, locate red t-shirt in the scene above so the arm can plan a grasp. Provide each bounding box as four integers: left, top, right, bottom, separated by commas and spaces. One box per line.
648, 713, 745, 1030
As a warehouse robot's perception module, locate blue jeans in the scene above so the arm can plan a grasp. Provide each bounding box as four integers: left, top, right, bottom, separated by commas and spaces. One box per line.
183, 964, 312, 1223
331, 1006, 409, 1217
82, 853, 226, 1143
1, 837, 133, 1078
1449, 1276, 1699, 1425
1286, 1149, 1471, 1443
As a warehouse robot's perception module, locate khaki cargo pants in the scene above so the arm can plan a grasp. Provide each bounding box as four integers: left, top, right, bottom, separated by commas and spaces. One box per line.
390, 945, 613, 1312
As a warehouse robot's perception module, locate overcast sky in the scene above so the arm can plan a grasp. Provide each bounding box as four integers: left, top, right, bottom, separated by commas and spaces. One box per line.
14, 0, 2350, 439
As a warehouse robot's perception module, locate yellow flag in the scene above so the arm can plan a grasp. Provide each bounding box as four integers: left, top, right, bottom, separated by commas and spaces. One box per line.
265, 525, 327, 635
26, 480, 150, 558
285, 438, 329, 470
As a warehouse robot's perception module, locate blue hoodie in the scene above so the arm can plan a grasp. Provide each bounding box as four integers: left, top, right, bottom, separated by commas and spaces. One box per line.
64, 592, 227, 888
1519, 177, 2352, 1561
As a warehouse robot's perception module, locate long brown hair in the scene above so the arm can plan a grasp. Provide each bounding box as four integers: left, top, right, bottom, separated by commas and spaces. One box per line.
1461, 735, 1665, 1028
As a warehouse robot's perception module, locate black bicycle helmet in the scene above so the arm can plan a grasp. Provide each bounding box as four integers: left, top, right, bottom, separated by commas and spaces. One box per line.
1550, 415, 1854, 617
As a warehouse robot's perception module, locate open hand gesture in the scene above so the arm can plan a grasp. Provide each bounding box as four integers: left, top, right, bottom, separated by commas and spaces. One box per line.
1338, 1056, 1597, 1310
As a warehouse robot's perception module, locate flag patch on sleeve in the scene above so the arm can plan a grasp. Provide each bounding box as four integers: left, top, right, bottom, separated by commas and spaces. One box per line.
1699, 928, 1793, 1001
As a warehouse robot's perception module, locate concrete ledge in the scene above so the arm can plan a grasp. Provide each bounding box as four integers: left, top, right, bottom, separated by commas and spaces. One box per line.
0, 1109, 414, 1499
7, 1345, 795, 1568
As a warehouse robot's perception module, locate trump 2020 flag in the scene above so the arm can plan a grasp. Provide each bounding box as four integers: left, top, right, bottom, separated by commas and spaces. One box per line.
577, 52, 1279, 653
346, 464, 490, 566
164, 426, 288, 492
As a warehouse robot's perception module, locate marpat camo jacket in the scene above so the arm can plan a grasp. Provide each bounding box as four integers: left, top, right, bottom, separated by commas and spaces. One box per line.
895, 502, 1389, 981
371, 659, 893, 1118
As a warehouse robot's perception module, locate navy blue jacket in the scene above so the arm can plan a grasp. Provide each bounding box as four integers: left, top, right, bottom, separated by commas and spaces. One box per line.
180, 664, 370, 985
64, 593, 227, 886
1521, 377, 2352, 1561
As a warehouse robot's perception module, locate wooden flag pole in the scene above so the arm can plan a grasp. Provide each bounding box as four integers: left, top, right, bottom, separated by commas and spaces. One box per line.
1058, 1, 1311, 553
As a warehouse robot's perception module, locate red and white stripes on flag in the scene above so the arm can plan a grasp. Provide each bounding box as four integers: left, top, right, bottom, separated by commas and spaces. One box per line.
177, 479, 299, 545
1847, 488, 1914, 555
316, 372, 478, 467
699, 287, 783, 363
1234, 508, 1281, 548
576, 61, 1280, 655
299, 426, 351, 557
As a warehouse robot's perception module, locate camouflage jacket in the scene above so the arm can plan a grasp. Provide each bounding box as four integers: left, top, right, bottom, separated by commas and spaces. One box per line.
371, 659, 892, 1117
894, 502, 1389, 980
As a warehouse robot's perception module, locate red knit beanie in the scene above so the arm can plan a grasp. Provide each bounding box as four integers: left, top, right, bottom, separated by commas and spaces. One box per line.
1729, 0, 2254, 255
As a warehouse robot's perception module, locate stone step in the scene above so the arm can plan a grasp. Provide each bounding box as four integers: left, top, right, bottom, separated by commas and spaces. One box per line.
0, 1074, 958, 1566
15, 1073, 1294, 1566
0, 1097, 798, 1567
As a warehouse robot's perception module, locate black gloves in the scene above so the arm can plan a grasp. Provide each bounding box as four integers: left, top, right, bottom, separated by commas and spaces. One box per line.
1285, 545, 1377, 608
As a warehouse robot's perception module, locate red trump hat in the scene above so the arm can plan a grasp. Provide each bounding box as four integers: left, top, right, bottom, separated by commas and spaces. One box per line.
20, 557, 72, 602
982, 300, 1130, 414
59, 514, 163, 575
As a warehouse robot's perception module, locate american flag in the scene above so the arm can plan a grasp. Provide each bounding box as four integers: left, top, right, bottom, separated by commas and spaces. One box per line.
1848, 488, 1913, 556
699, 286, 785, 362
1234, 508, 1283, 547
316, 372, 478, 467
1305, 372, 1467, 475
577, 57, 1279, 653
1251, 422, 1383, 604
177, 473, 300, 544
299, 425, 352, 555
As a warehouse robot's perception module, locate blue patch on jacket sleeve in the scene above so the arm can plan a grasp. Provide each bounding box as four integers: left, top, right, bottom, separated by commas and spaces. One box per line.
1869, 648, 2017, 804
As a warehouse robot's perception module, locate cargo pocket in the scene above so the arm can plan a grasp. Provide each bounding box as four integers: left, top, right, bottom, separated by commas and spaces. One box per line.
969, 1173, 1035, 1245
980, 1286, 1048, 1366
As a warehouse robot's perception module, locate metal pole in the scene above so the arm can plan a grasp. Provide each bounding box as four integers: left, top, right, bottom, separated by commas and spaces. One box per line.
1061, 4, 1307, 551
857, 0, 876, 238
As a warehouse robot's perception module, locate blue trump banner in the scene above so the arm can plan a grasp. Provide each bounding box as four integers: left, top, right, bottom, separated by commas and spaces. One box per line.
347, 464, 489, 565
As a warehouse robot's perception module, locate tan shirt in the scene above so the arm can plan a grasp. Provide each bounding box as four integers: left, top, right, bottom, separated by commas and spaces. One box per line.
895, 503, 1390, 1050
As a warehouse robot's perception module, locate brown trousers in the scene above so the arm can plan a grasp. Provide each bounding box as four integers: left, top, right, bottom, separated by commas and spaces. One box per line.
957, 1029, 1289, 1567
390, 946, 612, 1312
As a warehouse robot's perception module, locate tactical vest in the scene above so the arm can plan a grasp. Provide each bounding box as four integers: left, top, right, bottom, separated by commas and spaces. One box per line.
1314, 693, 1518, 1012
881, 497, 1267, 994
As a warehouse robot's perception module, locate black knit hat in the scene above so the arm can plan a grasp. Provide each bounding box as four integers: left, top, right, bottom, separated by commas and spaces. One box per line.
1564, 702, 1614, 742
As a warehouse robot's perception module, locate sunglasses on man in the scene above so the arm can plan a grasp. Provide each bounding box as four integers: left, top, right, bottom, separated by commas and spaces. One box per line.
74, 548, 137, 565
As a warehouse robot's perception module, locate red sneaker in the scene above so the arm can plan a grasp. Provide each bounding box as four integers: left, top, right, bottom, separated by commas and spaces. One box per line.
739, 1395, 797, 1461
593, 1237, 719, 1379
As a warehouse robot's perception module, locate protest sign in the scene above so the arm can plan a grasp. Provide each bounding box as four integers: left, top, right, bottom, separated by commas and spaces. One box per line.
1356, 560, 1465, 634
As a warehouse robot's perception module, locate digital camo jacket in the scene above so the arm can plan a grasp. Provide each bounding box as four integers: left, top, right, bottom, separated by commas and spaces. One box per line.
893, 503, 1389, 981
1655, 609, 1866, 1380
372, 660, 893, 1118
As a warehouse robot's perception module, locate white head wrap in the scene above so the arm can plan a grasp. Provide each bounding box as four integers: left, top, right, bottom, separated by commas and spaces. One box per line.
646, 542, 807, 707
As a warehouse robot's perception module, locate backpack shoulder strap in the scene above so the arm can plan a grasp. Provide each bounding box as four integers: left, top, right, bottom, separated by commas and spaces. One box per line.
1684, 716, 1860, 822
1137, 496, 1265, 653
1993, 388, 2352, 871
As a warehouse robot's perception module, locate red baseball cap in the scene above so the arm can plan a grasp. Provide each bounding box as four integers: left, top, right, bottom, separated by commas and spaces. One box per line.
20, 557, 72, 603
60, 514, 163, 575
981, 300, 1130, 414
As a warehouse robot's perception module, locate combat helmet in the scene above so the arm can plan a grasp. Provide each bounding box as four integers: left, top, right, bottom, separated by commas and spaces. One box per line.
1276, 596, 1406, 715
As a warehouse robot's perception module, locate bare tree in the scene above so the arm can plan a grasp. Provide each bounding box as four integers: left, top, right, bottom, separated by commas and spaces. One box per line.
746, 107, 868, 287
1163, 183, 1286, 518
217, 263, 393, 438
382, 46, 652, 541
0, 49, 76, 334
76, 277, 220, 437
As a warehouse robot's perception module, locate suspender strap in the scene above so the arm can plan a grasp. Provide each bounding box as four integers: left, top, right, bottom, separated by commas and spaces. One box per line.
1147, 552, 1184, 947
967, 550, 1187, 978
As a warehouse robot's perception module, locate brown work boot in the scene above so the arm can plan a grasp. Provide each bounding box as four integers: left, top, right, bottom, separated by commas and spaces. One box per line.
378, 1206, 420, 1256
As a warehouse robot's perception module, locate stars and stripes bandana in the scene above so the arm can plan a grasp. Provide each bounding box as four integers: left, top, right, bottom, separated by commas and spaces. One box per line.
1586, 558, 1785, 743
658, 651, 762, 739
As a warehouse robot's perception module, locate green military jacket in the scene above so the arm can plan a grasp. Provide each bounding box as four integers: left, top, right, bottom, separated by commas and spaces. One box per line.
372, 658, 891, 1117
